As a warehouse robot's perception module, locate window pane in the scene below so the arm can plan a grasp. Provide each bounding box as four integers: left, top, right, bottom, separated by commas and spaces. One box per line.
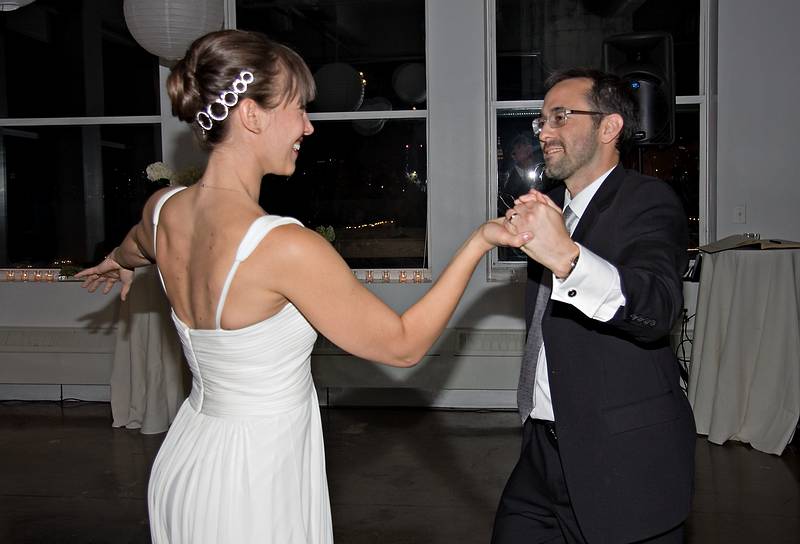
260, 119, 427, 269
622, 105, 700, 250
496, 0, 699, 101
496, 108, 544, 262
0, 0, 160, 118
0, 125, 162, 268
236, 0, 426, 112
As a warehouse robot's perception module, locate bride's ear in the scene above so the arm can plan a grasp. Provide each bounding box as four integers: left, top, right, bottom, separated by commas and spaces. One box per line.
238, 98, 266, 134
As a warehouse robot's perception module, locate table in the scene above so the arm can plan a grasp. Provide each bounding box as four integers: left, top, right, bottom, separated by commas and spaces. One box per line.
688, 249, 800, 455
110, 266, 187, 434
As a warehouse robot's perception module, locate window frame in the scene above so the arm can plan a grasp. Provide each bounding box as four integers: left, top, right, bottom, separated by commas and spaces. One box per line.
0, 0, 432, 280
229, 1, 432, 282
0, 3, 164, 267
0, 117, 162, 266
484, 0, 717, 281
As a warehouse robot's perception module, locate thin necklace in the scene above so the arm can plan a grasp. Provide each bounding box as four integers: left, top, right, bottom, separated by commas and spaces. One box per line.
199, 182, 250, 196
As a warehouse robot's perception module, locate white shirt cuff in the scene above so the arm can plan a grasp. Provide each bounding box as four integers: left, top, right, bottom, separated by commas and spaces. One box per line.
551, 244, 625, 322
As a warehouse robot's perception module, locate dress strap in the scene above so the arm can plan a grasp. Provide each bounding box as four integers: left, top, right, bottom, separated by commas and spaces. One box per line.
151, 186, 187, 293
214, 215, 303, 330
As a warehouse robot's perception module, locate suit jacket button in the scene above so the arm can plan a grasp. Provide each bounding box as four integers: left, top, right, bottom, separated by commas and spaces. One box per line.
567, 289, 577, 297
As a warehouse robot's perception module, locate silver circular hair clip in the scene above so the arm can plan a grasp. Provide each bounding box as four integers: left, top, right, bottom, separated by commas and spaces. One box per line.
195, 70, 255, 132
196, 111, 213, 131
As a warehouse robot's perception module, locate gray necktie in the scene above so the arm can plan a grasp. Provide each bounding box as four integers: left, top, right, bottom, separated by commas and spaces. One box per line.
517, 205, 577, 421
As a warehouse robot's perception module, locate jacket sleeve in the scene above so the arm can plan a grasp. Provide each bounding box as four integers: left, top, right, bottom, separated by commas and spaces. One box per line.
605, 179, 688, 343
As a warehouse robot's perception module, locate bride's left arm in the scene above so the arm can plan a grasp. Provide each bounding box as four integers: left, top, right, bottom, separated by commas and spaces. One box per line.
74, 187, 168, 299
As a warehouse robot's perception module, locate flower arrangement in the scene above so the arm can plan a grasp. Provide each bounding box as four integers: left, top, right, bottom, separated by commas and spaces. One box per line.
146, 161, 173, 183
146, 161, 203, 186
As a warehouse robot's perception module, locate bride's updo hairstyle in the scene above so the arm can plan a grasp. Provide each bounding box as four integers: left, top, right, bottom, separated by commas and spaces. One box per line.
167, 30, 315, 149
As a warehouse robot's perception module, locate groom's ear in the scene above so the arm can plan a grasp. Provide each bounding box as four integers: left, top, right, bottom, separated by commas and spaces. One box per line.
600, 113, 624, 145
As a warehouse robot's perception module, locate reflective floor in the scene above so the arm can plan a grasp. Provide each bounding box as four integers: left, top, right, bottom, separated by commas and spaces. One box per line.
1, 402, 798, 543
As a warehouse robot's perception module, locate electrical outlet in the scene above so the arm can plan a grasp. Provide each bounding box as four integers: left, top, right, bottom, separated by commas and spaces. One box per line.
733, 205, 746, 224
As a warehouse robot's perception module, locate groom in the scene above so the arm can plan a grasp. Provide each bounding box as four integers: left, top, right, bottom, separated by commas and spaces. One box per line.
494, 68, 695, 543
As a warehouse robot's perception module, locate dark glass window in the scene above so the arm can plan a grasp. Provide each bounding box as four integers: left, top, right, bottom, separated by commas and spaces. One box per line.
1, 124, 162, 267
496, 108, 542, 262
496, 0, 699, 101
623, 105, 700, 250
0, 0, 160, 118
238, 0, 428, 271
237, 0, 426, 112
261, 119, 427, 270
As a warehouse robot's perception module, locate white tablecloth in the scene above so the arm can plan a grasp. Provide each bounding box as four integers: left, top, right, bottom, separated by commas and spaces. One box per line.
688, 249, 800, 455
111, 266, 187, 434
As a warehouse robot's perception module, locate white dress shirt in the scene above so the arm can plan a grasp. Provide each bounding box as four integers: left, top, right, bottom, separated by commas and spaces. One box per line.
530, 166, 626, 421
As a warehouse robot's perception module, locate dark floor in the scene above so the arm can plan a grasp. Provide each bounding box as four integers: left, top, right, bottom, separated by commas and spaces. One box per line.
0, 402, 798, 543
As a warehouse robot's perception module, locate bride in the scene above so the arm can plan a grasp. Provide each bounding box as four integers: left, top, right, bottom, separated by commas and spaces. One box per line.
76, 29, 530, 544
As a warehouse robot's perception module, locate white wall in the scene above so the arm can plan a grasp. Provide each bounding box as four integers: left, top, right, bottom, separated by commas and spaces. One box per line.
716, 0, 800, 240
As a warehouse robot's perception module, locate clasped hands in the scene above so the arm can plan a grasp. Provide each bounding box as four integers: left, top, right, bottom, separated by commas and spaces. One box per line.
503, 190, 580, 278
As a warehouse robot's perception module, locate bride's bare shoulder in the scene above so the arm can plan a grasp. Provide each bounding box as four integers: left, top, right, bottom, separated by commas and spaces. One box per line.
253, 221, 341, 265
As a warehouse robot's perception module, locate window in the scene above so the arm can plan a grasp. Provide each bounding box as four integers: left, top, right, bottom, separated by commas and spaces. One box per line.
1, 124, 162, 267
0, 0, 161, 268
488, 0, 709, 278
235, 0, 428, 273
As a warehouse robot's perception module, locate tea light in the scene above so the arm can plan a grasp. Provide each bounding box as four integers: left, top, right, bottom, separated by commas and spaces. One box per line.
45, 271, 55, 282
413, 270, 423, 283
34, 271, 43, 282
365, 270, 374, 283
21, 270, 29, 282
382, 270, 391, 283
399, 271, 407, 283
5, 270, 15, 281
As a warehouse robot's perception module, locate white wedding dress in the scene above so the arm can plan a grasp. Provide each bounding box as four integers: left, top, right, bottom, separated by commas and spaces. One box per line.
147, 187, 333, 543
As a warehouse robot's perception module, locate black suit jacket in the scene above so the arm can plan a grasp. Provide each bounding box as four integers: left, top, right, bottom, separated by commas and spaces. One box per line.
525, 164, 695, 543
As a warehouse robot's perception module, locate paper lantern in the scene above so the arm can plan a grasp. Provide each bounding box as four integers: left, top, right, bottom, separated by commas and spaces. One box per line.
123, 0, 224, 61
0, 0, 36, 12
352, 97, 392, 136
392, 63, 426, 104
311, 63, 365, 112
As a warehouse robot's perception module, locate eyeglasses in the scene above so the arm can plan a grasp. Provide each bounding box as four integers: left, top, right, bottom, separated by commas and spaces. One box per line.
532, 107, 607, 136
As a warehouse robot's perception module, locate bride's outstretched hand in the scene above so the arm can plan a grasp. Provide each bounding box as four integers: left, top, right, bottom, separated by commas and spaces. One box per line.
74, 253, 135, 301
479, 218, 532, 248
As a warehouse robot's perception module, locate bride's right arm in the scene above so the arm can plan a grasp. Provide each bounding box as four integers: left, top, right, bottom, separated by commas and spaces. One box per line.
260, 221, 528, 368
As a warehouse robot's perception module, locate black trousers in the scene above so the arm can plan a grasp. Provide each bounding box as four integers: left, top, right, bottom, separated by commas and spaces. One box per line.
491, 418, 685, 544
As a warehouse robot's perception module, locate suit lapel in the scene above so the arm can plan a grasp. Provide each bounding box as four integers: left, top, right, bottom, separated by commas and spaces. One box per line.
570, 164, 625, 243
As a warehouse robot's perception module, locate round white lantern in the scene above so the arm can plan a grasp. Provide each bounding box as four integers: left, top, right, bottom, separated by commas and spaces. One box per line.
392, 63, 426, 105
312, 63, 365, 112
0, 0, 36, 12
123, 0, 224, 61
352, 97, 392, 136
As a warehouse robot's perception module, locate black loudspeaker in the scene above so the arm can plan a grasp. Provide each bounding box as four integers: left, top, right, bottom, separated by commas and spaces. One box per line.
603, 31, 675, 145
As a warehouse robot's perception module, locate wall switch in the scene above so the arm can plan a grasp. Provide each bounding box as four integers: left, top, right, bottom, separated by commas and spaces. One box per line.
733, 205, 746, 224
